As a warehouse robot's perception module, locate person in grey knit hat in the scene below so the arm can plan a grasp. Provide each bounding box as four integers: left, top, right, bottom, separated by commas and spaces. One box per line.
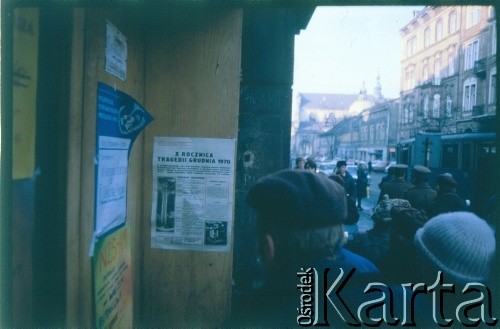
414, 211, 496, 285
227, 169, 377, 327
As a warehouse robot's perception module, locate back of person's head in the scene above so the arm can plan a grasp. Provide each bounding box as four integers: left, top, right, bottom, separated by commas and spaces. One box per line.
437, 174, 457, 193
387, 166, 395, 176
414, 212, 495, 284
246, 169, 347, 264
412, 165, 431, 183
371, 196, 411, 227
393, 164, 408, 178
304, 159, 317, 171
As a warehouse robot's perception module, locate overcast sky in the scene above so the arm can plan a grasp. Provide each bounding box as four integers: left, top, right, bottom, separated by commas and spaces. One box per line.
293, 6, 425, 99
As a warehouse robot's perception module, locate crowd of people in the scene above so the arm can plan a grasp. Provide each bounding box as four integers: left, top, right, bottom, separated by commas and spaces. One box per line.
226, 158, 497, 327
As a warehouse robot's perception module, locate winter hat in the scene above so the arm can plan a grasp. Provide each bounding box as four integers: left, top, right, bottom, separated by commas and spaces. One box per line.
391, 206, 428, 241
414, 212, 496, 283
413, 165, 431, 182
246, 169, 347, 230
371, 195, 411, 223
437, 174, 457, 188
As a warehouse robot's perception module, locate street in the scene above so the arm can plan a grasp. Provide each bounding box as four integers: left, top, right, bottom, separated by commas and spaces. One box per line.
355, 171, 386, 232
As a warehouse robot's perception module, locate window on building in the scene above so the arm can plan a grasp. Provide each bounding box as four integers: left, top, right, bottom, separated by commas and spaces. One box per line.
441, 144, 458, 169
436, 19, 443, 41
493, 24, 497, 55
466, 6, 481, 28
370, 125, 374, 142
449, 11, 457, 34
423, 64, 429, 81
432, 94, 440, 118
406, 67, 415, 90
380, 122, 386, 141
423, 94, 429, 118
463, 78, 477, 112
424, 27, 431, 48
489, 70, 496, 104
447, 47, 456, 75
409, 104, 414, 122
434, 60, 441, 85
446, 94, 453, 117
464, 40, 479, 70
407, 35, 417, 57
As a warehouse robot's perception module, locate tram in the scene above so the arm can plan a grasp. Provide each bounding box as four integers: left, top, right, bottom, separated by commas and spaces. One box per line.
396, 132, 496, 215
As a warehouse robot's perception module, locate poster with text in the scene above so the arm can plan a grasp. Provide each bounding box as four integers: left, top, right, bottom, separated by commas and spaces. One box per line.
94, 82, 153, 240
12, 8, 39, 179
93, 226, 132, 329
151, 137, 236, 252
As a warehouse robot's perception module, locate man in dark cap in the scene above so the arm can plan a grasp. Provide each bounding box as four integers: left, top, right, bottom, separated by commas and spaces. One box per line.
377, 164, 413, 203
330, 160, 359, 227
227, 169, 377, 326
402, 165, 437, 211
426, 174, 467, 218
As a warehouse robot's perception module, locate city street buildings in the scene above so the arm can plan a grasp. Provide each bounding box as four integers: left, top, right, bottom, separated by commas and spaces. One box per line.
400, 5, 496, 139
307, 6, 496, 164
291, 85, 378, 158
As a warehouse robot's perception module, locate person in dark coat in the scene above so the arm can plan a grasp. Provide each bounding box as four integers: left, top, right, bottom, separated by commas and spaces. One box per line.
347, 196, 411, 267
426, 174, 467, 218
378, 166, 395, 189
377, 164, 413, 203
331, 160, 356, 200
356, 162, 369, 210
227, 169, 378, 327
402, 165, 437, 211
330, 160, 359, 227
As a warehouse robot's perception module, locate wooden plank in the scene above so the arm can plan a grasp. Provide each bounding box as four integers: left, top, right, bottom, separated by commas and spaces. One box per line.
141, 9, 242, 327
66, 8, 85, 326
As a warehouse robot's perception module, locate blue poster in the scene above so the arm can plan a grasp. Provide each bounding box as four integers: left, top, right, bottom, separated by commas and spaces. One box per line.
91, 83, 153, 254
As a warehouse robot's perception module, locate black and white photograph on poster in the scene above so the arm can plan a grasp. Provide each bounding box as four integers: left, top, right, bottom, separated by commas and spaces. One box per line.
155, 177, 176, 232
204, 221, 228, 246
151, 137, 236, 252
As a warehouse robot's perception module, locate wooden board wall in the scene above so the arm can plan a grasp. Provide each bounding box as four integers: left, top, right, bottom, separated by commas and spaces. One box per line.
66, 7, 147, 327
140, 9, 242, 327
66, 5, 242, 327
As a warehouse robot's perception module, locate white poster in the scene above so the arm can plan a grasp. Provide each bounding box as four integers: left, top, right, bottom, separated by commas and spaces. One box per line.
105, 20, 127, 81
151, 137, 236, 252
95, 136, 131, 237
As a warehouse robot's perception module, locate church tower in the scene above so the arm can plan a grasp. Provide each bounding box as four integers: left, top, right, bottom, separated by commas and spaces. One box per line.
373, 73, 384, 102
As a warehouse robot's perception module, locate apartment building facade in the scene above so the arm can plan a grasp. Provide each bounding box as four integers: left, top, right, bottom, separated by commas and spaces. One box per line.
399, 6, 496, 139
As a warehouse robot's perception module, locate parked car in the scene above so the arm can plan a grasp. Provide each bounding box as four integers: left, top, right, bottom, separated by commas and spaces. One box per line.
317, 162, 337, 176
371, 160, 388, 172
346, 165, 371, 186
385, 161, 396, 173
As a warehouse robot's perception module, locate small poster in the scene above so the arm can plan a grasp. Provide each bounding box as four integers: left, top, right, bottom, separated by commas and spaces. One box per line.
105, 20, 127, 81
151, 137, 236, 252
93, 226, 132, 329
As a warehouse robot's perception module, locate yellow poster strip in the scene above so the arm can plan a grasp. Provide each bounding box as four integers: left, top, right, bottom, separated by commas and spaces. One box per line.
93, 226, 133, 329
12, 8, 39, 180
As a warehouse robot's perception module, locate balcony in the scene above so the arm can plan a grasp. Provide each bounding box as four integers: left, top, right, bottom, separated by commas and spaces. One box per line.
473, 58, 487, 78
472, 104, 485, 116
